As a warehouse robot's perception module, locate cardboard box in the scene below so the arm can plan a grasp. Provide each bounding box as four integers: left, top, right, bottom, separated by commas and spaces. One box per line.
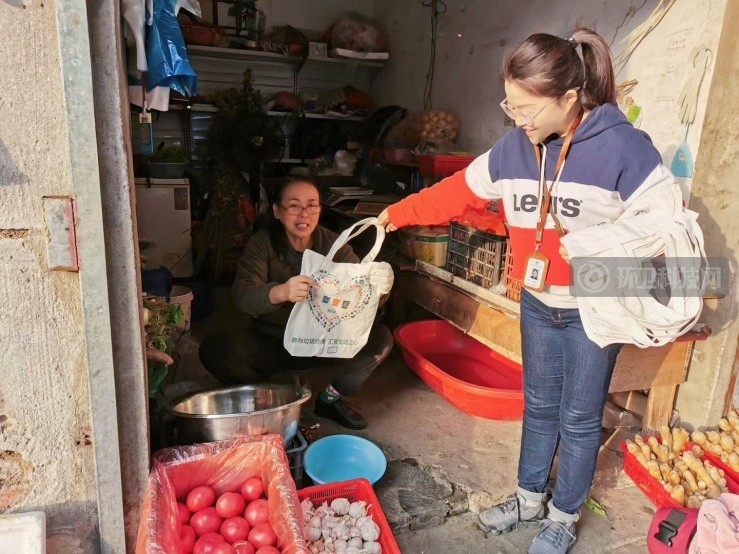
399, 226, 449, 267
309, 42, 328, 57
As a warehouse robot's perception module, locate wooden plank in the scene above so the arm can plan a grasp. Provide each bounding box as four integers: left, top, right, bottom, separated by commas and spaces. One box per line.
416, 261, 521, 318
644, 384, 679, 431
609, 391, 648, 417
608, 341, 693, 393
399, 271, 522, 364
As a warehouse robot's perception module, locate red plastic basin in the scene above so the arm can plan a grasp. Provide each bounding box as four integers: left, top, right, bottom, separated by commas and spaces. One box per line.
394, 320, 524, 420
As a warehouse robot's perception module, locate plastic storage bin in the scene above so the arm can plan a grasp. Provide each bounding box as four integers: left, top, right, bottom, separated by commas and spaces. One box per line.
415, 154, 474, 178
502, 251, 522, 302
620, 440, 739, 508
297, 478, 400, 554
446, 222, 508, 288
394, 319, 524, 420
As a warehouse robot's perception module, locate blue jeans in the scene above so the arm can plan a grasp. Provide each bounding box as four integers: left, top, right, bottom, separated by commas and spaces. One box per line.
518, 290, 621, 515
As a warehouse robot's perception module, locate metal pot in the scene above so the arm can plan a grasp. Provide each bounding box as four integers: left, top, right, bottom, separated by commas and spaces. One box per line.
168, 384, 311, 445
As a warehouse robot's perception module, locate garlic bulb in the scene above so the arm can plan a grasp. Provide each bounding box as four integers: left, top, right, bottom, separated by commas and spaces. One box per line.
349, 501, 367, 519
363, 542, 382, 554
359, 521, 380, 542
331, 498, 351, 515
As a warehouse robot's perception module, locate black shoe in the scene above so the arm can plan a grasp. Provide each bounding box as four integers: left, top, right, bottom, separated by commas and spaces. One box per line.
314, 397, 367, 430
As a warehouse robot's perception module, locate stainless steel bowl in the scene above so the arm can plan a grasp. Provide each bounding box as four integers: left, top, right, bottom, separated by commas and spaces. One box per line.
169, 384, 311, 445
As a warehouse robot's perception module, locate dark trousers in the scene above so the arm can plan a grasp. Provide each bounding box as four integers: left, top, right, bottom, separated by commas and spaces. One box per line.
199, 322, 393, 396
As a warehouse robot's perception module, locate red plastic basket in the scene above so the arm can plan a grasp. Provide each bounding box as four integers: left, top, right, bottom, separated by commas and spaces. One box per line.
415, 154, 474, 178
297, 478, 400, 554
620, 440, 739, 508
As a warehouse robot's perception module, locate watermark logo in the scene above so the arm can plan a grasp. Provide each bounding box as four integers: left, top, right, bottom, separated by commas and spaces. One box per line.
570, 257, 729, 299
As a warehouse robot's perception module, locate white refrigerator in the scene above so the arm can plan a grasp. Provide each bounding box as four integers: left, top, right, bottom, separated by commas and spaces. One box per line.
135, 178, 193, 278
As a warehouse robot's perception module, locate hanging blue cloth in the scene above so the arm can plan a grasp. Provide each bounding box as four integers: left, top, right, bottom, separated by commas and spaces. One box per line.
145, 0, 198, 97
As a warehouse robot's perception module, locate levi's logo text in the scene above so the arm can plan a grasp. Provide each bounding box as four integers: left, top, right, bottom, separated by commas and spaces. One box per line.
513, 194, 582, 217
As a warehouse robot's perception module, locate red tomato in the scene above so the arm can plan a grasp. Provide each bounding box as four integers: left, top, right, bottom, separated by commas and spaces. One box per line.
244, 499, 270, 526
255, 547, 280, 554
178, 502, 192, 525
220, 516, 250, 544
247, 522, 276, 549
187, 486, 216, 513
190, 507, 223, 537
193, 533, 225, 554
241, 477, 265, 501
232, 543, 255, 554
179, 525, 196, 554
216, 492, 247, 519
211, 545, 235, 554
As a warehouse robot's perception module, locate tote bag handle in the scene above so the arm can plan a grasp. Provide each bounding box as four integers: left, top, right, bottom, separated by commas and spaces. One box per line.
325, 217, 386, 263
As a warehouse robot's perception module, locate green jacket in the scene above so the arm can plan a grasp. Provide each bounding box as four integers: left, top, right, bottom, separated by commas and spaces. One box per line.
232, 226, 359, 327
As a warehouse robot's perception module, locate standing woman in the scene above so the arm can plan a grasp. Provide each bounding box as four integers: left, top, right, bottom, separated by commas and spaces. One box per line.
378, 29, 688, 553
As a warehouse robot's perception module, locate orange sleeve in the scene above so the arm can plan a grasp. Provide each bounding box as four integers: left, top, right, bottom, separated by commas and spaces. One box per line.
387, 170, 489, 228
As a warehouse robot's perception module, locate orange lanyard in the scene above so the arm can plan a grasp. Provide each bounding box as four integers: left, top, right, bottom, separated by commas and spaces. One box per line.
533, 110, 583, 250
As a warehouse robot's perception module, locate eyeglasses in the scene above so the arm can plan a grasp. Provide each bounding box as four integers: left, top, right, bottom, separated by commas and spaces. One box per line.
281, 203, 322, 216
499, 97, 560, 127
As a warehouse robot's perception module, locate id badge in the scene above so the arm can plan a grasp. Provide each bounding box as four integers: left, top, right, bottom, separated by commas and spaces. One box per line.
523, 252, 550, 292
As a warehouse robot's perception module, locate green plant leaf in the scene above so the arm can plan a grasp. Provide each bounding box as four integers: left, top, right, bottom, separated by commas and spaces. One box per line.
148, 362, 169, 397
585, 497, 607, 518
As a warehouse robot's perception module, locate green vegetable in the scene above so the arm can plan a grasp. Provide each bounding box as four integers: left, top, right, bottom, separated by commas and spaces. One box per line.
144, 299, 184, 397
150, 146, 188, 163
585, 497, 607, 518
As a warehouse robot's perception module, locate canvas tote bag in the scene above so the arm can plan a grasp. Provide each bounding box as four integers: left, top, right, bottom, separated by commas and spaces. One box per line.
284, 218, 387, 358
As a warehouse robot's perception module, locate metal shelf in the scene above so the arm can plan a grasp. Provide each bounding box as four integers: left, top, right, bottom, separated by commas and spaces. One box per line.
265, 158, 311, 164
187, 45, 385, 69
265, 111, 364, 122
170, 105, 363, 122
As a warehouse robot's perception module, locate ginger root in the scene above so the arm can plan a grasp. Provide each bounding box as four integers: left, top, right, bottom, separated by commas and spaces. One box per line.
691, 431, 707, 446
648, 436, 669, 463
682, 452, 722, 499
673, 427, 690, 454
660, 426, 673, 453
670, 484, 686, 506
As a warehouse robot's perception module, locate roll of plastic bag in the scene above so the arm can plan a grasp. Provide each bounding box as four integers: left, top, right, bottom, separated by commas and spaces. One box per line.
122, 0, 153, 71
144, 0, 201, 97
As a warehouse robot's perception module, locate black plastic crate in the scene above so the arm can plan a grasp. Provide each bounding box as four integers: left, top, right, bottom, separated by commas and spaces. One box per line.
446, 222, 507, 288
286, 429, 307, 488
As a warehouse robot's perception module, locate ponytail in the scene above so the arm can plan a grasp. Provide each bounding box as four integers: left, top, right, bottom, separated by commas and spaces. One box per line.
570, 29, 617, 108
502, 28, 617, 109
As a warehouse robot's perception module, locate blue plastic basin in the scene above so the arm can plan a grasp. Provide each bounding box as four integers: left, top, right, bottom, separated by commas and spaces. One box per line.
304, 434, 387, 485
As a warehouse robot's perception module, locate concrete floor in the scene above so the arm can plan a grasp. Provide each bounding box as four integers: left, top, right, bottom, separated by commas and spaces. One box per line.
169, 290, 655, 553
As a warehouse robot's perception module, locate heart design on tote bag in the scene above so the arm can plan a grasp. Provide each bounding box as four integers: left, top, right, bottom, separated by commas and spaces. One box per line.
307, 270, 373, 331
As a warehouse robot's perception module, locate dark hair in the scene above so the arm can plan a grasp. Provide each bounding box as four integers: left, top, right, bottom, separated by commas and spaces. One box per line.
268, 177, 320, 260
501, 29, 616, 109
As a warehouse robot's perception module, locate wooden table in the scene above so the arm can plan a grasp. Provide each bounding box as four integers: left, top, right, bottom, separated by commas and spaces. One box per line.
390, 264, 707, 432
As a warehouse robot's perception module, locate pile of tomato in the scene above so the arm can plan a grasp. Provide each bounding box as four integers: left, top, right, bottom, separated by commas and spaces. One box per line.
178, 476, 282, 554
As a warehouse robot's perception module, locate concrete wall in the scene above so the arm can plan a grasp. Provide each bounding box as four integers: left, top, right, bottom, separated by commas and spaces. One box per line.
86, 0, 151, 549
0, 0, 129, 551
675, 2, 739, 425
0, 0, 99, 550
374, 0, 660, 153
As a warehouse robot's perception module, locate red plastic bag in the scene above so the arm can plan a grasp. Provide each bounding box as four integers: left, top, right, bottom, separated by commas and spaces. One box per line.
454, 203, 508, 237
136, 435, 309, 554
